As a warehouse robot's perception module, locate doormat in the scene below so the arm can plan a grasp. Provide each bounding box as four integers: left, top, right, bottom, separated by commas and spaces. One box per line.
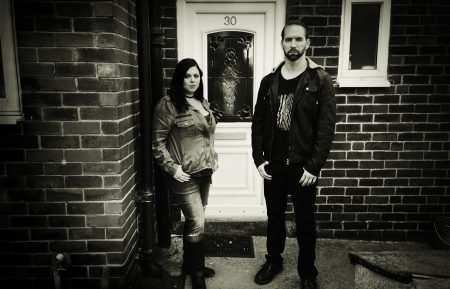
204, 235, 255, 258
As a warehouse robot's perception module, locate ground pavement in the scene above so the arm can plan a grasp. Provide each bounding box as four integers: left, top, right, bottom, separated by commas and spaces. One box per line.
156, 236, 432, 289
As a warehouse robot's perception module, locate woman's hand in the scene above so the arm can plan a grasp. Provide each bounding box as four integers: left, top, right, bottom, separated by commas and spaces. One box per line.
173, 166, 190, 182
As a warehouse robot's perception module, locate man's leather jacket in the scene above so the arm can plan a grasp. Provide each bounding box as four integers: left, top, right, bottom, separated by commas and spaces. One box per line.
251, 58, 336, 176
153, 96, 218, 176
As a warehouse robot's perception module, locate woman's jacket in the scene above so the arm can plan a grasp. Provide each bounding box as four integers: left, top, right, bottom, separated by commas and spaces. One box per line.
153, 96, 218, 176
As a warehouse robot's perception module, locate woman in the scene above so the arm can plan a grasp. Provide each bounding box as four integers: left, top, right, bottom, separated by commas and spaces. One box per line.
152, 58, 218, 289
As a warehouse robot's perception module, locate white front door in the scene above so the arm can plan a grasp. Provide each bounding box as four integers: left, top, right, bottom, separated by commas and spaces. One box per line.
177, 0, 285, 216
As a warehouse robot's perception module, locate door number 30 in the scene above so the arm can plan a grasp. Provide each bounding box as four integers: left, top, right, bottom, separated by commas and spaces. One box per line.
224, 16, 237, 26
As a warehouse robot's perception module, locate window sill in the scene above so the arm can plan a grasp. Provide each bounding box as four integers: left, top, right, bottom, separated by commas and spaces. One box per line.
0, 114, 23, 125
337, 78, 391, 88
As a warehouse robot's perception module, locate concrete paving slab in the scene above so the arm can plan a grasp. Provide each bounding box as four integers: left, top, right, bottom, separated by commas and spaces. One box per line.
353, 262, 450, 289
350, 250, 450, 289
350, 250, 450, 279
354, 265, 412, 289
155, 236, 436, 289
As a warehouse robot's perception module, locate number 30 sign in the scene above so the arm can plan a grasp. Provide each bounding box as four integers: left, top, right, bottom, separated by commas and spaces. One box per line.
224, 16, 237, 26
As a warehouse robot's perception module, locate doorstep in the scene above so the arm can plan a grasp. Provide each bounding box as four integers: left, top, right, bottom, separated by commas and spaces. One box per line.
172, 217, 268, 236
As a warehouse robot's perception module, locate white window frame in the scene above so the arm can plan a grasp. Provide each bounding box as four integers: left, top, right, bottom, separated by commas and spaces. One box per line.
337, 0, 391, 87
0, 0, 22, 124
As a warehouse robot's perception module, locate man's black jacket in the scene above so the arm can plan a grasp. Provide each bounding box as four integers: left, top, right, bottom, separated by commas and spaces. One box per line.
251, 58, 336, 176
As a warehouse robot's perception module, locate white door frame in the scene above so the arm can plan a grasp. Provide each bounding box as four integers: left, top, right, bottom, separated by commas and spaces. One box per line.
177, 0, 286, 67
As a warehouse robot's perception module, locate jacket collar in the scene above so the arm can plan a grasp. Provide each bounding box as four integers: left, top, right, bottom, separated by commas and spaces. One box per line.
269, 57, 320, 107
187, 99, 214, 133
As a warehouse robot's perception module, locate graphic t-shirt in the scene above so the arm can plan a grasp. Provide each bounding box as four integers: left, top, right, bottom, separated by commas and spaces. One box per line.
271, 72, 304, 162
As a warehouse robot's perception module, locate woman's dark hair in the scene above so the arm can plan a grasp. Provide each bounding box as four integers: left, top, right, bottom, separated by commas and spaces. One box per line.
169, 58, 204, 112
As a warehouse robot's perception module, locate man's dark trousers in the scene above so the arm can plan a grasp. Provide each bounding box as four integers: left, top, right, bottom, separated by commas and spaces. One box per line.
264, 161, 318, 280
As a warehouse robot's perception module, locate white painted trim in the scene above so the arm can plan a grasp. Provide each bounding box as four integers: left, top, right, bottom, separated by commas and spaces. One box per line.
177, 0, 286, 71
0, 115, 23, 124
337, 0, 391, 87
0, 0, 22, 124
338, 79, 391, 87
205, 204, 266, 217
176, 0, 186, 61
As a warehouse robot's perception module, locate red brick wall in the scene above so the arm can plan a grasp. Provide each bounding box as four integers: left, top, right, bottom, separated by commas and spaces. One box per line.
287, 0, 450, 240
0, 1, 139, 288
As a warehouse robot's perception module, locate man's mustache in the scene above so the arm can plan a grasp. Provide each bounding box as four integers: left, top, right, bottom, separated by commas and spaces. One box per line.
287, 48, 300, 54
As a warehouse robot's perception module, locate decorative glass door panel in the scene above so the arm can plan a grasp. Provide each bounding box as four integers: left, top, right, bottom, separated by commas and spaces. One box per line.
207, 31, 254, 122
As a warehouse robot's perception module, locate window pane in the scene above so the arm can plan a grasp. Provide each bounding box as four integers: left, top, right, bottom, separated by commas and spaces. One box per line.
349, 4, 380, 70
207, 31, 254, 122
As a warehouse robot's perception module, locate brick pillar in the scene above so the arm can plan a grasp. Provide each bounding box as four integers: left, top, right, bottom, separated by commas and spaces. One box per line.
0, 1, 139, 288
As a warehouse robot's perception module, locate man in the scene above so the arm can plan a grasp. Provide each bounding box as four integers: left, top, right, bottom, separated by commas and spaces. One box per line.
251, 20, 336, 289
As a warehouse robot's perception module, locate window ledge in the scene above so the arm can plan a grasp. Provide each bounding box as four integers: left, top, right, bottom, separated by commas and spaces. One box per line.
337, 77, 391, 88
0, 114, 23, 125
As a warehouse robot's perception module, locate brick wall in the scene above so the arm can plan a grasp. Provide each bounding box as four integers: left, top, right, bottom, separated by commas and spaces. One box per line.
0, 1, 139, 288
161, 0, 177, 98
287, 0, 450, 240
3, 1, 447, 286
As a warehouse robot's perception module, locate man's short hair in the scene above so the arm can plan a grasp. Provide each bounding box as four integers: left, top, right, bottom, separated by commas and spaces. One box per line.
281, 19, 310, 40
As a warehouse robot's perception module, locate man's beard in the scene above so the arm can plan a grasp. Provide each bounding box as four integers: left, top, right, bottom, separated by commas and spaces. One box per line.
284, 47, 306, 61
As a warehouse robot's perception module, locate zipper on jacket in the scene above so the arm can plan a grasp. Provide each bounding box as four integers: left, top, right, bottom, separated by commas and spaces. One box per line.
287, 130, 291, 165
286, 70, 312, 166
268, 90, 274, 162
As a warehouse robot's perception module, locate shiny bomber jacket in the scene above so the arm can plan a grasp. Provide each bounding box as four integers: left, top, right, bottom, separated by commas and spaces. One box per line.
152, 95, 218, 176
251, 58, 336, 176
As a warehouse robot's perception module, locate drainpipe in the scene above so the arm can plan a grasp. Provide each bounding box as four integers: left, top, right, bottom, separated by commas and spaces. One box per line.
136, 0, 161, 277
52, 253, 66, 289
149, 0, 172, 249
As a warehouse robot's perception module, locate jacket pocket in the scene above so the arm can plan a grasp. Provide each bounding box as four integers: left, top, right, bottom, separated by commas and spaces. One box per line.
302, 82, 319, 103
299, 82, 320, 113
305, 82, 318, 93
174, 117, 197, 138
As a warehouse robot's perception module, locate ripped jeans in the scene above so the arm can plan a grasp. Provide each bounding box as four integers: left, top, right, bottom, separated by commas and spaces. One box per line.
168, 176, 211, 243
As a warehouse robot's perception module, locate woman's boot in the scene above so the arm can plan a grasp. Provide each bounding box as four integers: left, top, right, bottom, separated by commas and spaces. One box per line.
190, 268, 206, 289
183, 240, 207, 289
182, 237, 215, 278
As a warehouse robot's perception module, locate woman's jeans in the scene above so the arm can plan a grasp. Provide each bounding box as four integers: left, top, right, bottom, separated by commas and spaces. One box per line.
264, 161, 318, 279
168, 176, 211, 243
